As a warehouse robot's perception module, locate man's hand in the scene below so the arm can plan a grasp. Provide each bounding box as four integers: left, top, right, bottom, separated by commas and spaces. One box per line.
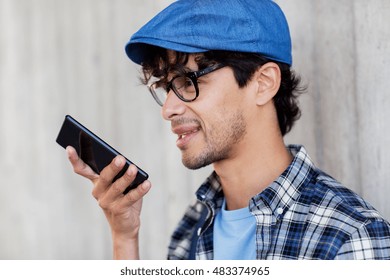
66, 146, 151, 259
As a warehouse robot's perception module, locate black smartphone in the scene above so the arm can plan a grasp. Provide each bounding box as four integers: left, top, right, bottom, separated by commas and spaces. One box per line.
56, 115, 149, 194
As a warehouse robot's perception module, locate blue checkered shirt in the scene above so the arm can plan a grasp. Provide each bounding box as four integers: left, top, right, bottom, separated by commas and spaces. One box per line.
167, 145, 390, 259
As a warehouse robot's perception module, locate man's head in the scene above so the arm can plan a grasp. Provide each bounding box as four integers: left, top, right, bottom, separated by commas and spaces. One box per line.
125, 0, 304, 169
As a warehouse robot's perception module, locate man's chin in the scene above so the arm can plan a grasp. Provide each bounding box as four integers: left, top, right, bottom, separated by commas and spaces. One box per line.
181, 154, 212, 170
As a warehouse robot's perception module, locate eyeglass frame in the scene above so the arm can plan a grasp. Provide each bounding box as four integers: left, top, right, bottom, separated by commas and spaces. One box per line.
147, 63, 226, 106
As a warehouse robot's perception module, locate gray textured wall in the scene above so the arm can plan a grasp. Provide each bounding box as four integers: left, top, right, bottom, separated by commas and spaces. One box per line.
0, 0, 389, 259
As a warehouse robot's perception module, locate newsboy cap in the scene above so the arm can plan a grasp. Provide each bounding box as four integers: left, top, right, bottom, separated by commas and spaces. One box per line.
125, 0, 292, 65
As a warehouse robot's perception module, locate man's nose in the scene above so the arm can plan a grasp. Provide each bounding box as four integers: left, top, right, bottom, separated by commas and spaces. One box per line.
162, 90, 186, 120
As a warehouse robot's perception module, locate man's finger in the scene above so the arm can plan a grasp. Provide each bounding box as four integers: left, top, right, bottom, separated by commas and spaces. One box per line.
93, 155, 127, 195
66, 146, 98, 181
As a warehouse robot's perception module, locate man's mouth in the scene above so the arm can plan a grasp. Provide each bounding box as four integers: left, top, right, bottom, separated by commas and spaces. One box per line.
172, 122, 201, 149
178, 128, 200, 140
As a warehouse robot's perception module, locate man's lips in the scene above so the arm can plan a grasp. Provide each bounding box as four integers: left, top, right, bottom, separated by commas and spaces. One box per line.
171, 123, 201, 149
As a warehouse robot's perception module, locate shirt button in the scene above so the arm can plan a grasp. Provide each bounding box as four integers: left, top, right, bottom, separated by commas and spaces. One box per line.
276, 208, 284, 215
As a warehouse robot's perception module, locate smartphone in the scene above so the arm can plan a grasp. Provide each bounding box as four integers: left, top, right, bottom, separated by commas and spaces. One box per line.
56, 115, 149, 194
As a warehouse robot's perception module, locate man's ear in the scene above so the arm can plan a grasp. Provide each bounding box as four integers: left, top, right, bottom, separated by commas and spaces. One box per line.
254, 62, 281, 106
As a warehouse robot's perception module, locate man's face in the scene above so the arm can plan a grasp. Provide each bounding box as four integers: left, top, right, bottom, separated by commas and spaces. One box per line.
162, 55, 252, 170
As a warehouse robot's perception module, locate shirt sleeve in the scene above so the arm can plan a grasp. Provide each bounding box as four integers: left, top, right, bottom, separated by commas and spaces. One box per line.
334, 219, 390, 259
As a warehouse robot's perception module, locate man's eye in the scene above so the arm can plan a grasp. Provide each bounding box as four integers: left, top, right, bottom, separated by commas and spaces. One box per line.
183, 79, 193, 88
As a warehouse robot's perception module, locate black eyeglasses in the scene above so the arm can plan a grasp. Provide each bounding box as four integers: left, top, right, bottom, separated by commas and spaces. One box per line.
147, 63, 226, 106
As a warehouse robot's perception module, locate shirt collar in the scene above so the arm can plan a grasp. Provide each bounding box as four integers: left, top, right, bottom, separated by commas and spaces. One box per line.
250, 145, 316, 218
196, 171, 223, 205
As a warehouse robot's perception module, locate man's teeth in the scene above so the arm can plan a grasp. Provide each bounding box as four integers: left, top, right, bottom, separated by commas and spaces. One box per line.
179, 130, 198, 139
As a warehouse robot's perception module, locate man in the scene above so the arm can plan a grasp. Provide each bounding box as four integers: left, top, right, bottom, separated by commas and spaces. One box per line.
66, 0, 390, 259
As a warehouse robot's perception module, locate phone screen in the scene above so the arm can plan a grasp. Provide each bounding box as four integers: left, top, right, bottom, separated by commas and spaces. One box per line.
56, 115, 148, 194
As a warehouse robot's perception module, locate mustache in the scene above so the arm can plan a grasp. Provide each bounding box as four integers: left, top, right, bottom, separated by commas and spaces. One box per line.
171, 118, 201, 127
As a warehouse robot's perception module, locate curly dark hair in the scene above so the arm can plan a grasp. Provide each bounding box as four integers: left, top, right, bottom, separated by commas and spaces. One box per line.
140, 46, 305, 136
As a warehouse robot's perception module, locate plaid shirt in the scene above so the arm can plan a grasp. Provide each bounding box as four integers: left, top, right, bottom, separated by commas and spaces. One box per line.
167, 145, 390, 259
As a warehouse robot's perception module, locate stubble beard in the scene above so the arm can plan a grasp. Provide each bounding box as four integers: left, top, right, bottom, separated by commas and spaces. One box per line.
181, 111, 247, 170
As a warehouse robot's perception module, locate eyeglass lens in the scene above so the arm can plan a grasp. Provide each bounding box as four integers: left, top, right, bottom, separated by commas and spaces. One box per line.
148, 63, 225, 106
150, 75, 197, 106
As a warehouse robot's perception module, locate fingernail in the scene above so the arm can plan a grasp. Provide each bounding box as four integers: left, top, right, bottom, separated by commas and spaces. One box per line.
115, 157, 123, 167
66, 146, 74, 159
126, 166, 133, 176
141, 181, 150, 190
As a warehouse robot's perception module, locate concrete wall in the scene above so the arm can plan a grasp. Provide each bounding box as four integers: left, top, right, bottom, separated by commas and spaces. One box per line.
0, 0, 389, 259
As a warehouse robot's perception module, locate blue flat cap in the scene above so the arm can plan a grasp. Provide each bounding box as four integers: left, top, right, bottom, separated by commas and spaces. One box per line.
125, 0, 292, 66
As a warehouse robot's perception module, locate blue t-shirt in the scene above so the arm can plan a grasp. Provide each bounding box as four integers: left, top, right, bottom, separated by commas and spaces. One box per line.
213, 199, 257, 259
